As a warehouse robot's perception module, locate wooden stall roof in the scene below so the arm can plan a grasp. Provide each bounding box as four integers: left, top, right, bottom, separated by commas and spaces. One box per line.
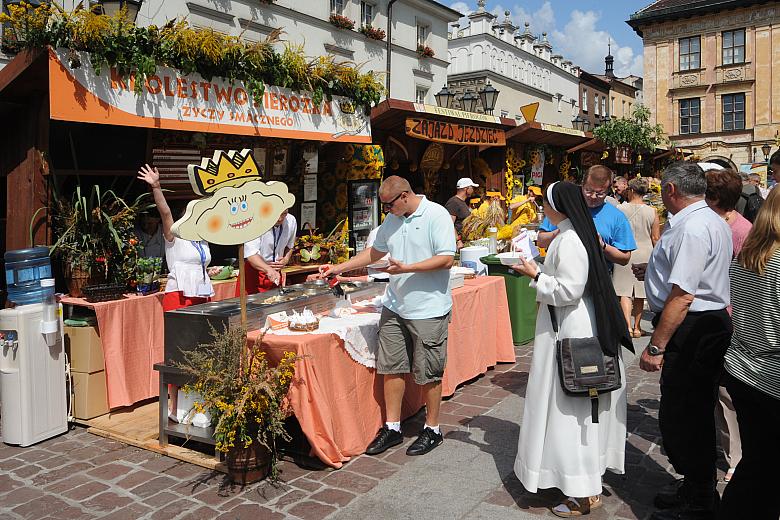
505, 122, 605, 153
370, 98, 517, 133
0, 49, 48, 105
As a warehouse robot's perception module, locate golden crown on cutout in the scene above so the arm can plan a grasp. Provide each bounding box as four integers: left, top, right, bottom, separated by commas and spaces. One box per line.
187, 149, 262, 196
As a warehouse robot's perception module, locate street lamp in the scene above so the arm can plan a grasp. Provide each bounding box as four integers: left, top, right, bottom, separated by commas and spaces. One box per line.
762, 143, 772, 161
478, 81, 500, 114
572, 115, 583, 131
582, 117, 591, 133
434, 85, 455, 109
461, 91, 478, 112
97, 0, 143, 22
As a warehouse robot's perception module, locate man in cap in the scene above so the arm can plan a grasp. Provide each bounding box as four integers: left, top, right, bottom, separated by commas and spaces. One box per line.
446, 178, 478, 249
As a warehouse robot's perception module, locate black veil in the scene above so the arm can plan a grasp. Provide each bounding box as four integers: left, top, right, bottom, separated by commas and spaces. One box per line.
548, 181, 634, 355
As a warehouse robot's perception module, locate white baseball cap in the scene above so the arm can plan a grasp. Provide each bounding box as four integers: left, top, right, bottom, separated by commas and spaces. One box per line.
457, 177, 479, 189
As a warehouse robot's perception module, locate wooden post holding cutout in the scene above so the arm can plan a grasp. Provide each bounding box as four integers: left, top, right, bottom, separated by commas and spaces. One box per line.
239, 244, 247, 330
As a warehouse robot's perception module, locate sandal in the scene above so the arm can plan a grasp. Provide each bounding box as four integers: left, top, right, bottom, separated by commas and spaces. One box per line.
552, 496, 603, 517
632, 329, 644, 338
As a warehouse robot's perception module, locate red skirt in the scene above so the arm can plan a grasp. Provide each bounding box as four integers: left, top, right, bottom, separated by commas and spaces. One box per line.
235, 264, 277, 296
161, 291, 209, 312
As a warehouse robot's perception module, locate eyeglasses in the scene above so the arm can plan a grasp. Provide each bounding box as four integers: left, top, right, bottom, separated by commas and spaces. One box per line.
381, 191, 407, 210
582, 186, 609, 197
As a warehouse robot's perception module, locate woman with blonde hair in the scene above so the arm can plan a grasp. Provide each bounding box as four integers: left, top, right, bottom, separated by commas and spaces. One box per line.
718, 188, 780, 519
612, 177, 660, 337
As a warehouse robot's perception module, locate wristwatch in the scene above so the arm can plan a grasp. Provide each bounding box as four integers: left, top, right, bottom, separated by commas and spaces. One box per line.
647, 344, 665, 356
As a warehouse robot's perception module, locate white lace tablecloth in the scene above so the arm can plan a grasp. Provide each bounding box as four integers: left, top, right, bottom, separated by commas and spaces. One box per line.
268, 312, 381, 367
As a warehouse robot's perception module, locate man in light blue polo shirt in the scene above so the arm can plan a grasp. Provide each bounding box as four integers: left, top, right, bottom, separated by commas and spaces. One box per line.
320, 176, 456, 457
538, 165, 636, 265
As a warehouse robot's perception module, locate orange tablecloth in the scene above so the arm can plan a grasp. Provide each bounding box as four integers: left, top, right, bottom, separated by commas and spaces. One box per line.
247, 276, 514, 468
61, 279, 237, 408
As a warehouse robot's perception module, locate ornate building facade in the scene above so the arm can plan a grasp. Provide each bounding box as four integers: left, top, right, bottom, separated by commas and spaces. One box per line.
629, 0, 780, 167
446, 0, 581, 126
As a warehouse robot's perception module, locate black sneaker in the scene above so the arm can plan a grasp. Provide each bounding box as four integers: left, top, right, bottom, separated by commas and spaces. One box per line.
406, 427, 443, 456
365, 426, 403, 455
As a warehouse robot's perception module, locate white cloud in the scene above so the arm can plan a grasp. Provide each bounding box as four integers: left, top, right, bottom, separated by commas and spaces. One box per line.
450, 2, 473, 27
459, 2, 644, 78
550, 9, 643, 77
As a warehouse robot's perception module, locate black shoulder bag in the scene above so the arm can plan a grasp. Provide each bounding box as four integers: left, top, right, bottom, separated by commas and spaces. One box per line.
547, 305, 621, 423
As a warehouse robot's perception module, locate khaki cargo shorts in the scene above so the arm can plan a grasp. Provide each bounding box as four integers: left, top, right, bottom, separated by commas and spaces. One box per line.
377, 307, 450, 385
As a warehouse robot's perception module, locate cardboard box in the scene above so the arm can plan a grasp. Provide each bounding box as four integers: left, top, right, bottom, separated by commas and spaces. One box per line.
71, 370, 109, 420
64, 326, 105, 373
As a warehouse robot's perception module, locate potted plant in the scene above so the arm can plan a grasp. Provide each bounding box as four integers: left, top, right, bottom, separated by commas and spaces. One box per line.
593, 105, 667, 164
417, 45, 435, 58
329, 13, 355, 30
50, 184, 152, 297
135, 257, 162, 295
175, 325, 299, 484
359, 25, 385, 41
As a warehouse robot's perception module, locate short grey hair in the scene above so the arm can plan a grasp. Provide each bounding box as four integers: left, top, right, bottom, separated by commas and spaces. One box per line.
661, 162, 706, 197
748, 173, 761, 183
739, 171, 750, 182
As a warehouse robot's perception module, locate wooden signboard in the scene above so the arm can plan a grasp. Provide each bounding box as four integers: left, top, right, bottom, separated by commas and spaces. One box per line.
405, 117, 505, 146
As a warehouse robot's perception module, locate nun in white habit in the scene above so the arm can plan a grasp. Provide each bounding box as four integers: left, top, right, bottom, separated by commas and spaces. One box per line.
511, 181, 634, 517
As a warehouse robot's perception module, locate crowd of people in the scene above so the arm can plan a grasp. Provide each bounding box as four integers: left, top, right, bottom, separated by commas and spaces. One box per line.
317, 163, 777, 520
135, 157, 778, 519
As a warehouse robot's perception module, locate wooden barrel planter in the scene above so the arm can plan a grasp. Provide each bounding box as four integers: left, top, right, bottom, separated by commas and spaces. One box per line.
65, 265, 97, 298
226, 443, 273, 485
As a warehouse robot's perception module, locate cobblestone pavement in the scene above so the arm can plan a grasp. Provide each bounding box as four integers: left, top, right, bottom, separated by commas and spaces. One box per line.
0, 334, 728, 519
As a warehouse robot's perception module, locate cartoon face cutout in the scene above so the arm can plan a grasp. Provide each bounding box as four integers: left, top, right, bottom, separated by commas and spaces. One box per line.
172, 180, 295, 245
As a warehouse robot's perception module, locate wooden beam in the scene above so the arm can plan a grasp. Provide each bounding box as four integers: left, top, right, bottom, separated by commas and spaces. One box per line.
504, 123, 533, 140
566, 138, 599, 154
0, 49, 44, 96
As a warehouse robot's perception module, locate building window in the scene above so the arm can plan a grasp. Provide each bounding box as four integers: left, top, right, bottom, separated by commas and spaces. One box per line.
679, 98, 701, 134
679, 36, 701, 71
601, 96, 607, 117
595, 94, 600, 116
582, 89, 588, 112
722, 29, 745, 65
416, 86, 428, 104
417, 24, 429, 47
722, 93, 745, 131
622, 99, 626, 116
330, 0, 344, 14
360, 1, 374, 27
611, 96, 615, 117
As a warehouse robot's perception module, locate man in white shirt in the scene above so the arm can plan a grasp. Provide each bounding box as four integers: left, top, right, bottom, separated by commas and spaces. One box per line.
235, 210, 297, 295
636, 162, 732, 520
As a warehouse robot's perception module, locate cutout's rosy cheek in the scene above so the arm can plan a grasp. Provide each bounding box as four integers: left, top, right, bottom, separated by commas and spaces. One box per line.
260, 202, 273, 218
207, 215, 223, 233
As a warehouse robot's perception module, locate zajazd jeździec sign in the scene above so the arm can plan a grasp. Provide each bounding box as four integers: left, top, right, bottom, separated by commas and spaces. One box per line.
405, 117, 506, 146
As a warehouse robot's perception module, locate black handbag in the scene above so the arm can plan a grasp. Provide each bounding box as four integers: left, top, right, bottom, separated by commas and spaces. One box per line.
548, 305, 621, 423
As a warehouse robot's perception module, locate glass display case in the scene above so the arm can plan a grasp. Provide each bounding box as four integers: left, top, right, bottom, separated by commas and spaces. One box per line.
347, 180, 381, 253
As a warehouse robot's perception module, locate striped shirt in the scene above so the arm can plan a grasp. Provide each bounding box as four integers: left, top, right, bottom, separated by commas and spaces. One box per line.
725, 253, 780, 400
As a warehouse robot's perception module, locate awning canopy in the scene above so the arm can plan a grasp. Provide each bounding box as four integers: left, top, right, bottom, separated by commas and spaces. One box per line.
506, 122, 605, 153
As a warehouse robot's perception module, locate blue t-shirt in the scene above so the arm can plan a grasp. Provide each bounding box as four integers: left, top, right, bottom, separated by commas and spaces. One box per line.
540, 202, 637, 252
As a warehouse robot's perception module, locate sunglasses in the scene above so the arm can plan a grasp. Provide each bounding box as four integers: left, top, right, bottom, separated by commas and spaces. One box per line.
382, 191, 407, 210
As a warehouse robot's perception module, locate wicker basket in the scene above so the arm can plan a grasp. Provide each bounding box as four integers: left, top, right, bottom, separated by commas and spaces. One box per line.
82, 283, 128, 303
65, 266, 96, 298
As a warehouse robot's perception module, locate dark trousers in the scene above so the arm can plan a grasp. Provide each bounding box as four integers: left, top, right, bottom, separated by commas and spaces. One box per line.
719, 373, 780, 520
654, 309, 732, 505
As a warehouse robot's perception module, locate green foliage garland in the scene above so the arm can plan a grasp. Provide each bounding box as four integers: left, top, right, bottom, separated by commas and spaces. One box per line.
0, 3, 385, 112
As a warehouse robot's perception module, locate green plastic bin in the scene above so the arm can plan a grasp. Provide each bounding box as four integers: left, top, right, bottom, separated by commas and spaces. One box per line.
480, 255, 537, 345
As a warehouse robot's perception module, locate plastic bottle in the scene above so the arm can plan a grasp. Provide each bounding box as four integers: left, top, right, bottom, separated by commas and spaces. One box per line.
4, 247, 53, 305
488, 227, 498, 255
40, 279, 59, 345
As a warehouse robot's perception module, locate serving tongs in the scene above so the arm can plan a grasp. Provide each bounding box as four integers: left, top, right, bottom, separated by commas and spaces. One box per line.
276, 271, 293, 296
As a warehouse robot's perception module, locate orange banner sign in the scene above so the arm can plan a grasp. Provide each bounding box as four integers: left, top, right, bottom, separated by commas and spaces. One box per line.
405, 117, 505, 146
48, 49, 371, 143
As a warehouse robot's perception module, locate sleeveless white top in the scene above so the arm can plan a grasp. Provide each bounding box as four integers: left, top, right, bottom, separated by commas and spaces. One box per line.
164, 238, 214, 297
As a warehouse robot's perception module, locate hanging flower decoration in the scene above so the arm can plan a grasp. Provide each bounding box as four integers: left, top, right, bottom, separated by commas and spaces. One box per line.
559, 154, 573, 181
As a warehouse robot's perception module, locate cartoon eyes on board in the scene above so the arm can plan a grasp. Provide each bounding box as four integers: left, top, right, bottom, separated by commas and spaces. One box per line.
230, 203, 239, 215
240, 200, 248, 212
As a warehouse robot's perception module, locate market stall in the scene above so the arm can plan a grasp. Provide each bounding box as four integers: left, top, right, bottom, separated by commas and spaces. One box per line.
157, 276, 513, 468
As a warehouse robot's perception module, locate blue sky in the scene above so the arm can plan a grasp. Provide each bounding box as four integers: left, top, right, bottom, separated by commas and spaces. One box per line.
449, 0, 652, 77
